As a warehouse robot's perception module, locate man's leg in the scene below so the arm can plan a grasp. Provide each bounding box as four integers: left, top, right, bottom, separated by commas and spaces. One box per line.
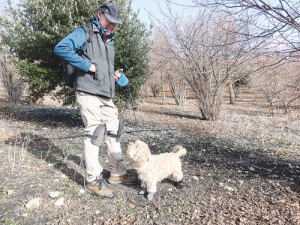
106, 135, 138, 184
98, 98, 138, 184
105, 135, 126, 176
83, 137, 102, 183
75, 91, 115, 198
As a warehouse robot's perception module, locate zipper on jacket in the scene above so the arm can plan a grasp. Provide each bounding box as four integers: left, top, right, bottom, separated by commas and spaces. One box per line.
98, 25, 113, 98
105, 43, 112, 97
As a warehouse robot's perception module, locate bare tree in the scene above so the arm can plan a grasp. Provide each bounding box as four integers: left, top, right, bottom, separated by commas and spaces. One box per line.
144, 75, 162, 97
163, 0, 300, 115
234, 74, 252, 98
229, 69, 252, 104
191, 0, 300, 55
0, 54, 23, 103
152, 4, 256, 120
150, 28, 189, 105
166, 69, 189, 105
256, 57, 300, 115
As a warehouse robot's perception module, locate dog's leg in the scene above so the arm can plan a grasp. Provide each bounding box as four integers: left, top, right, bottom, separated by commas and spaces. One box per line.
138, 186, 147, 195
138, 180, 147, 195
147, 181, 157, 200
173, 169, 184, 189
147, 192, 155, 200
177, 180, 184, 189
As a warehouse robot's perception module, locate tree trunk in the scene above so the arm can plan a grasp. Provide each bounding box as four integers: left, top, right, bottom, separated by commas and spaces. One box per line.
229, 83, 235, 105
235, 86, 241, 98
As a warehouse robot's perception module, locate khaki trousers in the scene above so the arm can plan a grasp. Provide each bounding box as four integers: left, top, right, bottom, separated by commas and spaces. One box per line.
75, 91, 126, 183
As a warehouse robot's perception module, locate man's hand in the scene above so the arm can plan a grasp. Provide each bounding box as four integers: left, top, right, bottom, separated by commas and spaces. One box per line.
114, 69, 123, 81
88, 64, 96, 72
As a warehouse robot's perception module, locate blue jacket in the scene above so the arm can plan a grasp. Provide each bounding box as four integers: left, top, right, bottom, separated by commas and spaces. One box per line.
54, 17, 116, 98
54, 17, 114, 73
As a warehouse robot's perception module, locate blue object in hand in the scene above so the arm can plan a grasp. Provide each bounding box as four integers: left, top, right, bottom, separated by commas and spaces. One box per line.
116, 72, 129, 87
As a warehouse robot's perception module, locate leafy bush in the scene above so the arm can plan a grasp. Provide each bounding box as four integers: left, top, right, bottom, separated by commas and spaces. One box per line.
0, 0, 151, 107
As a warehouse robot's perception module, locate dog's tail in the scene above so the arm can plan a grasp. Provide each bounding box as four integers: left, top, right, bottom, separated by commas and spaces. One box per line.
172, 145, 187, 157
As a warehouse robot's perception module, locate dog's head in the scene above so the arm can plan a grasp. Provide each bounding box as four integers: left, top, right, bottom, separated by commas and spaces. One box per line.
126, 140, 151, 166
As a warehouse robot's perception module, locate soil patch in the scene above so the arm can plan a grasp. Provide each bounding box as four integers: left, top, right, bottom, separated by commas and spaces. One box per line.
1, 95, 300, 224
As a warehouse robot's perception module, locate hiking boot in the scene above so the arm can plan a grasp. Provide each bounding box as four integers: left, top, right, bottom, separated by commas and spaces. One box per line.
108, 174, 138, 185
86, 177, 115, 199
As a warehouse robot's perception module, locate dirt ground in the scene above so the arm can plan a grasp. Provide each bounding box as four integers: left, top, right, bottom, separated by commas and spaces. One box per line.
1, 90, 300, 225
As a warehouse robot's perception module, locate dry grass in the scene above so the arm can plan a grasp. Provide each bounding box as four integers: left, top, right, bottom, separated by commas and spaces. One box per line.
123, 88, 300, 144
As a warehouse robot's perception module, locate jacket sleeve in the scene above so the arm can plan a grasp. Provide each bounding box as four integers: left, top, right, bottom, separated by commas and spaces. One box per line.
53, 27, 92, 72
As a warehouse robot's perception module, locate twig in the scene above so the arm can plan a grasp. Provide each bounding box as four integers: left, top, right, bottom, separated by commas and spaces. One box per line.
80, 155, 86, 189
11, 137, 17, 173
43, 146, 52, 163
8, 142, 11, 163
59, 148, 69, 173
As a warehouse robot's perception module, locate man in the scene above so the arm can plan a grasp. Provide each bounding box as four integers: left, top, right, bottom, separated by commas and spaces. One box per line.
54, 2, 137, 199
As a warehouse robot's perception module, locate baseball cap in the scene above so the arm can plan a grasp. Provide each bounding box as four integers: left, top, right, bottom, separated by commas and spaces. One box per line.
96, 2, 122, 25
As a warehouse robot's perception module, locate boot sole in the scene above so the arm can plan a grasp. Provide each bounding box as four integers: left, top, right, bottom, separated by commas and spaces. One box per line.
86, 189, 116, 199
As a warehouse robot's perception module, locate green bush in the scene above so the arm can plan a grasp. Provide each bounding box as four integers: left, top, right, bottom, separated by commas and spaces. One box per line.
0, 0, 151, 107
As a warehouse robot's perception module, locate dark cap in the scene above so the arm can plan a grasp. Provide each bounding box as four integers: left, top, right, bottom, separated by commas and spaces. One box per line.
96, 2, 122, 25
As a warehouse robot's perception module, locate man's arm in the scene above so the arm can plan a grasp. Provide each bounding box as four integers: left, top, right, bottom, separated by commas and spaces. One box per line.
54, 27, 92, 72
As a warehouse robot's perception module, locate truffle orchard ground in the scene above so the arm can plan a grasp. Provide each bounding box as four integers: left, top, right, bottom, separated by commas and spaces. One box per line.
0, 87, 300, 224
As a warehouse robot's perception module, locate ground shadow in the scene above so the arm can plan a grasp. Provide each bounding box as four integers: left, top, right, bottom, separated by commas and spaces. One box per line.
8, 132, 86, 187
139, 133, 300, 193
0, 105, 83, 128
141, 108, 202, 120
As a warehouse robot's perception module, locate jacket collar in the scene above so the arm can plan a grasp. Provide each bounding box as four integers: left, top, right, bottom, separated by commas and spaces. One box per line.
92, 16, 114, 40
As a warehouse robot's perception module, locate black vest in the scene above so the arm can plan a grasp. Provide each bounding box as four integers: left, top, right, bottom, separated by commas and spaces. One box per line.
74, 24, 116, 98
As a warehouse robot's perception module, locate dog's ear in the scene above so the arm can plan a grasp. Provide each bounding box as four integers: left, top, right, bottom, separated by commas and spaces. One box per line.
126, 142, 138, 158
172, 145, 187, 157
135, 140, 149, 150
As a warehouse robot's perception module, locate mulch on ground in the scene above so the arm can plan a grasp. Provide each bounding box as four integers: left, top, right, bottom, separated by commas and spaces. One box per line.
1, 100, 300, 224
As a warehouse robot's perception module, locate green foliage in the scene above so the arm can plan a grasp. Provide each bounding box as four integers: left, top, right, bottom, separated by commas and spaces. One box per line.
113, 1, 152, 108
4, 218, 17, 225
0, 0, 151, 107
20, 61, 59, 103
126, 208, 136, 218
1, 187, 7, 194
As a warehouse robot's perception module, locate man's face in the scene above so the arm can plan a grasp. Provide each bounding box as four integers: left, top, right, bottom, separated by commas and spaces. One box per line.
98, 11, 116, 36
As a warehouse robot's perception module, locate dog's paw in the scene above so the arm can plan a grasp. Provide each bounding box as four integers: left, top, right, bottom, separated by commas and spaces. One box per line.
177, 181, 184, 189
138, 187, 146, 195
147, 192, 155, 200
138, 190, 145, 195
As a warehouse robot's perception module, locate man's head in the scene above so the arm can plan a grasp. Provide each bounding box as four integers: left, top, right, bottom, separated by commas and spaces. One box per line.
96, 2, 122, 36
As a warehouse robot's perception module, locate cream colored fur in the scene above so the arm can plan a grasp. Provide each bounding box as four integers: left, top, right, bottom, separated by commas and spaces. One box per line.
126, 140, 187, 194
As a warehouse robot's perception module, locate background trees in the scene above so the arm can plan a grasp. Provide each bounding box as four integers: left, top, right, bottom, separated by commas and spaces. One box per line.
256, 56, 300, 115
0, 54, 23, 103
193, 0, 300, 55
149, 5, 255, 120
145, 0, 300, 120
1, 0, 298, 120
149, 29, 189, 105
0, 0, 151, 107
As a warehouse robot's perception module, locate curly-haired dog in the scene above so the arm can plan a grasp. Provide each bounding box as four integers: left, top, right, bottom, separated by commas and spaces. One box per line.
126, 140, 187, 200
